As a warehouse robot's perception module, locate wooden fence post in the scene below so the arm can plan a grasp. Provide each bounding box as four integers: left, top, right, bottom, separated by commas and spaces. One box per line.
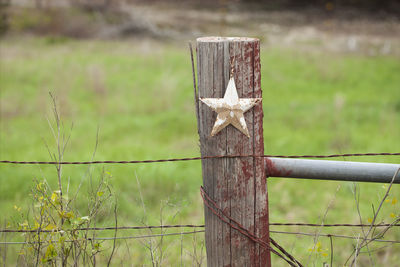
196, 37, 271, 266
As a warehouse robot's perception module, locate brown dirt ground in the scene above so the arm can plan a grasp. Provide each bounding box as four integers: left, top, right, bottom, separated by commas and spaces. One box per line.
7, 0, 400, 55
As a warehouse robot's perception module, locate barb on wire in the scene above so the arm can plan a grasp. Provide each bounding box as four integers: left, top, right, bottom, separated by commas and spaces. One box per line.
0, 152, 398, 165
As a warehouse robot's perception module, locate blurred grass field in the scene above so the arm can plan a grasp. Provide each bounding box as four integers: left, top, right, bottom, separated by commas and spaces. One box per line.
0, 36, 399, 265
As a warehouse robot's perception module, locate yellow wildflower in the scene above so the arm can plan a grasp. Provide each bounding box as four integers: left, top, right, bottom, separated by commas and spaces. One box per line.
13, 205, 21, 212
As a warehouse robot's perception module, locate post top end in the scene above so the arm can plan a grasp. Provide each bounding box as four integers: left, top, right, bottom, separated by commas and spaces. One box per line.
196, 36, 259, 43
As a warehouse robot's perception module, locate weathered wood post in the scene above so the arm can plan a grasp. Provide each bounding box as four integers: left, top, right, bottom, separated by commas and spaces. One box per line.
196, 37, 271, 266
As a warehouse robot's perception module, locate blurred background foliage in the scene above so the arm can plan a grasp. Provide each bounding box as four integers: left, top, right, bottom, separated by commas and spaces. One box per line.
0, 0, 399, 266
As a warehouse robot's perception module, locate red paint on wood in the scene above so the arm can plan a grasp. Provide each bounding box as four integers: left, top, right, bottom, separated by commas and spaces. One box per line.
252, 40, 271, 266
241, 161, 252, 180
197, 37, 270, 267
265, 157, 293, 177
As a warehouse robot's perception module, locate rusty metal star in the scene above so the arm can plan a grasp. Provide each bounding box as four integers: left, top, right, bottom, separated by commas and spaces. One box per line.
200, 77, 261, 138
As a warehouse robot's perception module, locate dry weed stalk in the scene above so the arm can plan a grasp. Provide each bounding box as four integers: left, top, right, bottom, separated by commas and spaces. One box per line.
346, 168, 400, 266
10, 94, 117, 266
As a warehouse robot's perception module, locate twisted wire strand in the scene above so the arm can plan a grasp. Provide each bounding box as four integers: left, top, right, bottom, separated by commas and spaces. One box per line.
270, 230, 400, 244
2, 229, 399, 245
0, 152, 398, 165
0, 224, 205, 233
0, 230, 205, 245
270, 223, 400, 227
1, 222, 399, 233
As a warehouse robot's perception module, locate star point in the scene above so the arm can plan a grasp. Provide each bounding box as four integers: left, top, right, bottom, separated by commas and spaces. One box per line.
200, 77, 261, 138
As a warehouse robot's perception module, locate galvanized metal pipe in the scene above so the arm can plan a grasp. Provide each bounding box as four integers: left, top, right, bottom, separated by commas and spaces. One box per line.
265, 157, 400, 184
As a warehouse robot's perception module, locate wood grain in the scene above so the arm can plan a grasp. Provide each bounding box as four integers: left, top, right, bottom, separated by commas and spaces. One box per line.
197, 37, 271, 266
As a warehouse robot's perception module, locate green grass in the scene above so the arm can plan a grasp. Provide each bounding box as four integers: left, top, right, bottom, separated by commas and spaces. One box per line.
0, 36, 399, 266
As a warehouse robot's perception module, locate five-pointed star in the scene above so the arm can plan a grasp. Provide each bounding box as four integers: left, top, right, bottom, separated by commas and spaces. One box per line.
200, 77, 261, 137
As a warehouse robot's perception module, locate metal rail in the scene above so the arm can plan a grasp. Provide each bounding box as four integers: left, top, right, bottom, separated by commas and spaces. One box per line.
265, 158, 400, 184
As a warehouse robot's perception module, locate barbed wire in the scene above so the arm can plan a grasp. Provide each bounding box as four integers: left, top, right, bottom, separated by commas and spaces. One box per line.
1, 151, 398, 260
0, 224, 205, 233
270, 223, 400, 227
270, 230, 400, 244
2, 222, 399, 233
0, 152, 398, 165
0, 230, 205, 245
200, 186, 303, 267
2, 229, 399, 246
